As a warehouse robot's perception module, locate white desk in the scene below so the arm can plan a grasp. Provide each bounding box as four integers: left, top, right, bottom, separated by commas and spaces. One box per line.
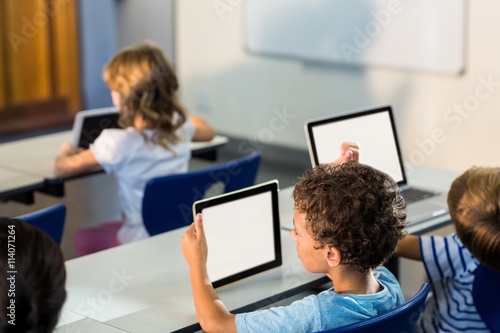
55, 228, 328, 333
0, 131, 229, 179
56, 310, 128, 332
0, 131, 228, 203
279, 165, 457, 235
0, 131, 69, 179
0, 168, 44, 203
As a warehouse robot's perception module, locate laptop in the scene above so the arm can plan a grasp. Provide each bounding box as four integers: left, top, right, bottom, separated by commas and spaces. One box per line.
192, 180, 282, 288
71, 107, 120, 149
304, 105, 448, 225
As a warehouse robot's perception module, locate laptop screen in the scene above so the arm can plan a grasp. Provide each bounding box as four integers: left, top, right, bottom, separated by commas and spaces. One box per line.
305, 105, 406, 184
71, 107, 120, 149
192, 180, 282, 288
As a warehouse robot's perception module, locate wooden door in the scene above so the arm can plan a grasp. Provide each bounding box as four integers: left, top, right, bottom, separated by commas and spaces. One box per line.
0, 0, 82, 136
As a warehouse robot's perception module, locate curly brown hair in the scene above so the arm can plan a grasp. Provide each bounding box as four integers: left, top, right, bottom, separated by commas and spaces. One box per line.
103, 42, 187, 150
448, 167, 500, 270
293, 162, 407, 272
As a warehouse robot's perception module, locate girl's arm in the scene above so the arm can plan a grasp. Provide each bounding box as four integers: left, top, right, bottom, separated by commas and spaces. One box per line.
190, 114, 216, 142
181, 214, 237, 333
54, 143, 102, 178
394, 235, 422, 261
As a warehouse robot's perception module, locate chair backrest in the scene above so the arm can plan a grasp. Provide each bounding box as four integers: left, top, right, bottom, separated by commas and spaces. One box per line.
142, 152, 261, 236
472, 264, 500, 333
314, 283, 431, 333
16, 203, 67, 245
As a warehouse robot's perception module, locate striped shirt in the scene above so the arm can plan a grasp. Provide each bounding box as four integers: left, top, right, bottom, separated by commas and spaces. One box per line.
418, 233, 489, 332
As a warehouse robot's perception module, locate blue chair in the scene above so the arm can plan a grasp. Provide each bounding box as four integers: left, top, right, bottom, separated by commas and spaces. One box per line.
314, 283, 430, 333
143, 152, 261, 236
16, 203, 66, 245
472, 264, 500, 333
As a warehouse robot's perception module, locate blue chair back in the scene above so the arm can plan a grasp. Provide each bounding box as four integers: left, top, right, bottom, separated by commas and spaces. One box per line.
142, 152, 261, 236
472, 264, 500, 333
314, 283, 430, 333
16, 203, 66, 245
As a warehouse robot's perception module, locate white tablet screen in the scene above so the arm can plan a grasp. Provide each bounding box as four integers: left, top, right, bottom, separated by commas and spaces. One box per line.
193, 180, 281, 288
306, 106, 405, 183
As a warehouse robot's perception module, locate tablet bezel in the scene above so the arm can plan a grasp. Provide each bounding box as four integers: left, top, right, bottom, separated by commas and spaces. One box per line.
192, 180, 282, 288
71, 107, 120, 148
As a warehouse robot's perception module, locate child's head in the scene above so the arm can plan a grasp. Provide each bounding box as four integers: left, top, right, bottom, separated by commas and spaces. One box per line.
0, 218, 66, 332
103, 42, 187, 148
293, 162, 407, 273
447, 167, 500, 270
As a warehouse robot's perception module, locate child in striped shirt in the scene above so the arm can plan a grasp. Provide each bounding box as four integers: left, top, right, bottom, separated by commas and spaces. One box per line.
395, 166, 500, 332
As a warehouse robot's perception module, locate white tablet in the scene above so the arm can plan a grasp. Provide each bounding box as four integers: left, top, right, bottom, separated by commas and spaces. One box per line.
192, 180, 282, 288
71, 107, 120, 149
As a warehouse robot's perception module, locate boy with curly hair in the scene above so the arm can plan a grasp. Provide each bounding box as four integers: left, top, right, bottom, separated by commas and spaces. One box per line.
182, 158, 407, 332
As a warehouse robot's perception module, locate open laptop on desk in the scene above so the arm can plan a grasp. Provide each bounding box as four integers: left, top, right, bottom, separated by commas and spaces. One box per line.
304, 105, 448, 225
193, 180, 282, 288
71, 107, 120, 149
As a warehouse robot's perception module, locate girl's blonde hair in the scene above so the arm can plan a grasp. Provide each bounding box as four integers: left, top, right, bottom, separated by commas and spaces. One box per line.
448, 167, 500, 270
103, 43, 187, 149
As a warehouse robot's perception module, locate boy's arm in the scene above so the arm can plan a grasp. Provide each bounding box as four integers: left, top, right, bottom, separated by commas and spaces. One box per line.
332, 141, 360, 165
190, 114, 216, 142
394, 235, 422, 261
181, 214, 237, 333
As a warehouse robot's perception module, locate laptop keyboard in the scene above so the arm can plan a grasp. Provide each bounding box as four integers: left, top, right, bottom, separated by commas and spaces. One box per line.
402, 188, 436, 204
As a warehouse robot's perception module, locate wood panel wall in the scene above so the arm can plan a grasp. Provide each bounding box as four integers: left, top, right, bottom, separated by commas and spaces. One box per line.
0, 0, 82, 136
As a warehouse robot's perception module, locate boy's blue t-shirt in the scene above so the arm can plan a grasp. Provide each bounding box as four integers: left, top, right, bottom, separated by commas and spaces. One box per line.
235, 266, 404, 333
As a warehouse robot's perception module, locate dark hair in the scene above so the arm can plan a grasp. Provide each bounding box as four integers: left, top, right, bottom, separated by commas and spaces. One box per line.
448, 166, 500, 270
103, 42, 188, 150
0, 218, 66, 333
293, 162, 407, 272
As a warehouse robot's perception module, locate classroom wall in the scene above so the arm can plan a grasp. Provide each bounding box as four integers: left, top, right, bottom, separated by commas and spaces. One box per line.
175, 0, 500, 174
116, 0, 175, 62
78, 0, 175, 110
78, 0, 118, 109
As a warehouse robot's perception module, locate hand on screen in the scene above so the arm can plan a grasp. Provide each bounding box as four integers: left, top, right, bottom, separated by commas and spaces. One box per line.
181, 214, 208, 269
332, 141, 360, 165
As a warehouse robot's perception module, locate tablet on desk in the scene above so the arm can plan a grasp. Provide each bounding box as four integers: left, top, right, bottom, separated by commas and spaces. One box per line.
71, 107, 120, 149
193, 180, 282, 288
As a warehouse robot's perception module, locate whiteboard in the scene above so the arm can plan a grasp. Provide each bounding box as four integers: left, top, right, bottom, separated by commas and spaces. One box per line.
243, 0, 465, 75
